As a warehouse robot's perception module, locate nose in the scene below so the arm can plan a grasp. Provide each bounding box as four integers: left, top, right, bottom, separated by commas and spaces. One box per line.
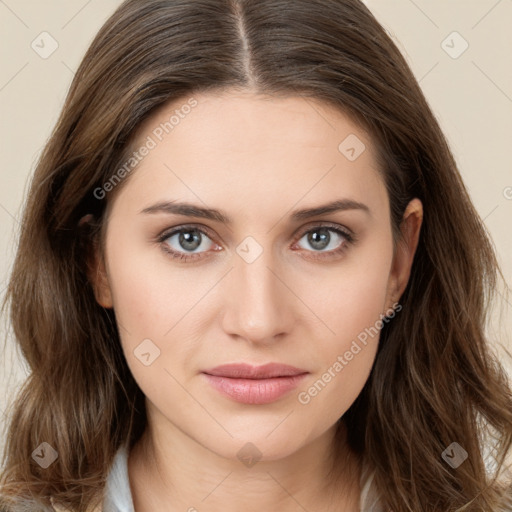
220, 248, 296, 345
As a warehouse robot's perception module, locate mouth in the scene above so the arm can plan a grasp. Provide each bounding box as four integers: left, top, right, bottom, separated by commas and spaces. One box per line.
201, 363, 309, 405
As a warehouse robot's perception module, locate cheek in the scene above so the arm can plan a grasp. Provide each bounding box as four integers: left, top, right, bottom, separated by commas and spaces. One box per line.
296, 342, 378, 429
293, 306, 383, 435
103, 230, 232, 408
103, 235, 189, 377
297, 230, 393, 352
105, 231, 202, 338
292, 234, 393, 415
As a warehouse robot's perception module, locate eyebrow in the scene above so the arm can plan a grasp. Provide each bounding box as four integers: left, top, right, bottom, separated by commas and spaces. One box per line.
140, 199, 370, 224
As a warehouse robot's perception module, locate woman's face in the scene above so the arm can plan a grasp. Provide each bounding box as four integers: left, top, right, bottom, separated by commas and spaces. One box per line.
92, 89, 421, 461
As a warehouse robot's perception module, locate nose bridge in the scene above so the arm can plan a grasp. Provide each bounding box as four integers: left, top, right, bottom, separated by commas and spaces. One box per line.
221, 239, 293, 342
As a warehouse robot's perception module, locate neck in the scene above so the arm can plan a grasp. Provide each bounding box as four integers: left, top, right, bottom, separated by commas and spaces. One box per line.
128, 411, 362, 512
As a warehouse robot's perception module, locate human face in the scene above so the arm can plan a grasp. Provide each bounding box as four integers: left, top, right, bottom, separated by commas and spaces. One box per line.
94, 89, 414, 461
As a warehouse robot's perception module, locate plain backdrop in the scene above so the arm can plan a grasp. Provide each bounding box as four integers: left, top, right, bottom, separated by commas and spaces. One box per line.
1, 0, 511, 449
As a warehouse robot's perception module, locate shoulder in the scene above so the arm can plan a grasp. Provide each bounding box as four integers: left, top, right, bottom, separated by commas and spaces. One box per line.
0, 445, 129, 512
359, 461, 384, 512
50, 499, 102, 512
102, 443, 135, 512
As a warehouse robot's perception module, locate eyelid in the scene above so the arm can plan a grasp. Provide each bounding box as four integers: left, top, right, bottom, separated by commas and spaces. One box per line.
157, 223, 218, 243
294, 221, 354, 240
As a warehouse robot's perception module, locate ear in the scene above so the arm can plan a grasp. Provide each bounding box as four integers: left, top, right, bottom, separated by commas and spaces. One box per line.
79, 214, 113, 309
384, 198, 423, 311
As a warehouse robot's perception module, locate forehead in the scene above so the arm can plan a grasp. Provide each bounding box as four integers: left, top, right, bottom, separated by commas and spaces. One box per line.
133, 89, 373, 155
113, 89, 387, 220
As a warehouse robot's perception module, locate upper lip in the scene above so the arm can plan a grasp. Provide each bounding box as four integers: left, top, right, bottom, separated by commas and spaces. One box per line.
203, 363, 308, 379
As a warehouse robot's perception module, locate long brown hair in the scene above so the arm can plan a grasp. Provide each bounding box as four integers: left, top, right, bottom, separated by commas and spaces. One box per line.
1, 0, 511, 510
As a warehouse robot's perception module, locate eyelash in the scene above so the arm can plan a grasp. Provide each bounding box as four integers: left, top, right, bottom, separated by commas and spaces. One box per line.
156, 223, 357, 263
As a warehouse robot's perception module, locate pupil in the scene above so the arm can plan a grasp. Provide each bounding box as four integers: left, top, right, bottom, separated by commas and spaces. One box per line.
179, 230, 201, 251
309, 228, 330, 250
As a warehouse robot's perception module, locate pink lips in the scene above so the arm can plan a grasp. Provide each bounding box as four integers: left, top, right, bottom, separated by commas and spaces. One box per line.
202, 363, 308, 405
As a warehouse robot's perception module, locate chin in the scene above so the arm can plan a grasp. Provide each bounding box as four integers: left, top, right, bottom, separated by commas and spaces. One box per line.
200, 427, 314, 464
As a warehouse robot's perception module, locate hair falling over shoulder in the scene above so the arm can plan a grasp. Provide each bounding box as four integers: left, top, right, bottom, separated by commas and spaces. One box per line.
1, 1, 511, 510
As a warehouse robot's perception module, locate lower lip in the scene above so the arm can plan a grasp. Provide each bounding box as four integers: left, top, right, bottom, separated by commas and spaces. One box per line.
202, 373, 308, 404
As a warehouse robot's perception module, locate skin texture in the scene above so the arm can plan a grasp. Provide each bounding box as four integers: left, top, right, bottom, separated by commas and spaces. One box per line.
91, 90, 423, 512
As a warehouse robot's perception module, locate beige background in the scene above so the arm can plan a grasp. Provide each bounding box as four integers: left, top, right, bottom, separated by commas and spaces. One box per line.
1, 0, 511, 449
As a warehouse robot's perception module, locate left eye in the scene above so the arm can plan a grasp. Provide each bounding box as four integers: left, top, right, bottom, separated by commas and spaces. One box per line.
162, 228, 216, 255
295, 226, 349, 252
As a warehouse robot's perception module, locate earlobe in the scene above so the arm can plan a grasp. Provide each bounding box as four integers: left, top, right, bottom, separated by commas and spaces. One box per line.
385, 198, 423, 308
91, 250, 114, 309
79, 215, 114, 309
